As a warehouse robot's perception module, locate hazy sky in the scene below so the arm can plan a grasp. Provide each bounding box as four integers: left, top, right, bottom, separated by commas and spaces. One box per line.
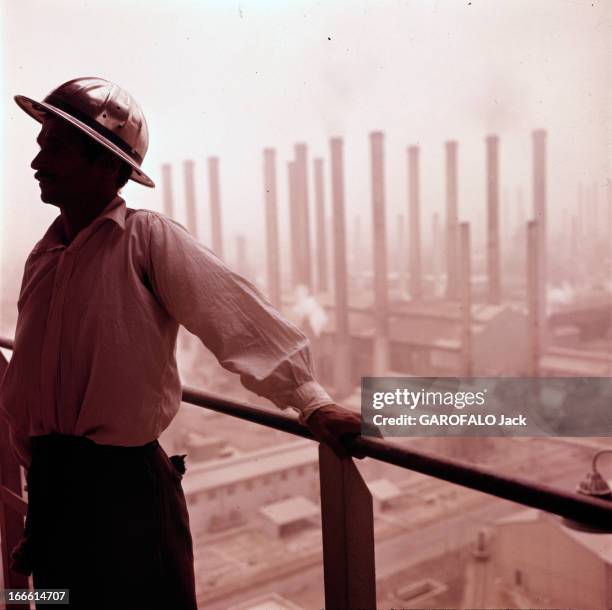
1, 0, 610, 307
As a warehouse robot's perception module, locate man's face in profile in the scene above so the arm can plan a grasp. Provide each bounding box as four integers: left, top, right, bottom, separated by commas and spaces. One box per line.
30, 116, 104, 207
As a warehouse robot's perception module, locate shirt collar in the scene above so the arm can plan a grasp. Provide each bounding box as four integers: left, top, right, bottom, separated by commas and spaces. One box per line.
33, 195, 127, 254
100, 194, 127, 230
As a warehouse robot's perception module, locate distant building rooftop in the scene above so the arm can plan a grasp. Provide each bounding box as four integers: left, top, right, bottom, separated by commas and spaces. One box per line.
541, 346, 612, 376
182, 439, 317, 495
317, 302, 524, 350
258, 496, 319, 526
227, 592, 303, 610
368, 478, 402, 502
497, 508, 612, 565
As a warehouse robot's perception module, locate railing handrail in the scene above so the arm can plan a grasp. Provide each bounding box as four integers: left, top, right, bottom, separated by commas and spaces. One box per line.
182, 385, 612, 530
2, 335, 612, 529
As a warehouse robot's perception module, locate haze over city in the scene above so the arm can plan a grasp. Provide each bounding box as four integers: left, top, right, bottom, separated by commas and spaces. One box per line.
2, 0, 610, 305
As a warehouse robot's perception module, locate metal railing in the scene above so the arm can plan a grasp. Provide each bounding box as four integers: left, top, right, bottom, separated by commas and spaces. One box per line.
2, 335, 612, 609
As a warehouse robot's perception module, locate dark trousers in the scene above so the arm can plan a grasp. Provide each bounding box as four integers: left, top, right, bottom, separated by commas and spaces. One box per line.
25, 434, 197, 610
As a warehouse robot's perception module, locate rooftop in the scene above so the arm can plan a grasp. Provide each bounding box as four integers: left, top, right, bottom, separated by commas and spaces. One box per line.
497, 508, 612, 565
182, 439, 317, 494
368, 478, 402, 501
258, 496, 319, 525
227, 592, 303, 610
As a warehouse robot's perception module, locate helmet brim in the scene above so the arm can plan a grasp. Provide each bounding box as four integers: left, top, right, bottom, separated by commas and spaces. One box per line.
14, 94, 155, 188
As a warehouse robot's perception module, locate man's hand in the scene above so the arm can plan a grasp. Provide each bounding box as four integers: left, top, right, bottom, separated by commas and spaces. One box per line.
305, 403, 365, 460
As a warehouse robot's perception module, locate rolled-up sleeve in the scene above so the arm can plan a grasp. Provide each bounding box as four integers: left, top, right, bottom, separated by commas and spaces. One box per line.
146, 213, 332, 422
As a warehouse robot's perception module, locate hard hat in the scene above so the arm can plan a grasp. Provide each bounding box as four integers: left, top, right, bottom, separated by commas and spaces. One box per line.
14, 77, 155, 188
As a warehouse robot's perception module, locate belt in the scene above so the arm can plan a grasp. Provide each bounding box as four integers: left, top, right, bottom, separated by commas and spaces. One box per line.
30, 433, 160, 457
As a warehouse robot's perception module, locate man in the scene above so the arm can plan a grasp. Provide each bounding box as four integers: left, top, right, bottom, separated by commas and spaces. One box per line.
0, 77, 362, 610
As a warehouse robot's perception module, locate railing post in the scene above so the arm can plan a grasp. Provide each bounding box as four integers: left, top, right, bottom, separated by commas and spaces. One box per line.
0, 351, 29, 602
318, 444, 376, 610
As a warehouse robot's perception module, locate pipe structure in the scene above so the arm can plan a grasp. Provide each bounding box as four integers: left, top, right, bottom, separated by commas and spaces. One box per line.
294, 144, 313, 291
161, 163, 174, 218
208, 157, 223, 258
330, 138, 353, 398
532, 130, 547, 343
370, 132, 389, 375
397, 214, 407, 296
263, 149, 281, 308
432, 212, 442, 293
486, 135, 501, 304
408, 146, 423, 301
460, 222, 473, 377
353, 215, 364, 290
288, 161, 301, 291
503, 187, 511, 260
184, 160, 198, 238
527, 220, 540, 377
314, 158, 329, 294
236, 234, 248, 279
445, 141, 460, 300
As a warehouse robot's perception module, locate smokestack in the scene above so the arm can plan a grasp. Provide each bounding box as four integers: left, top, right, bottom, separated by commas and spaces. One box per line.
294, 144, 313, 291
263, 149, 281, 309
460, 222, 473, 377
445, 141, 460, 300
288, 161, 301, 291
370, 131, 389, 374
432, 212, 442, 292
532, 130, 547, 340
236, 234, 248, 279
313, 158, 329, 294
486, 135, 501, 304
330, 138, 352, 398
510, 186, 527, 273
161, 163, 174, 218
527, 220, 540, 377
408, 146, 423, 301
183, 160, 198, 238
397, 214, 407, 296
353, 215, 364, 290
208, 157, 223, 258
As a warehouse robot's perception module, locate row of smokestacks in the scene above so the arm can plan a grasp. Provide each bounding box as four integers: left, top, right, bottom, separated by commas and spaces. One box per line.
160, 130, 547, 389
160, 134, 546, 310
161, 158, 224, 260
275, 131, 544, 318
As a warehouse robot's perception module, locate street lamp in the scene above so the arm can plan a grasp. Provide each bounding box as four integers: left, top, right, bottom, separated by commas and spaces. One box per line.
561, 449, 612, 533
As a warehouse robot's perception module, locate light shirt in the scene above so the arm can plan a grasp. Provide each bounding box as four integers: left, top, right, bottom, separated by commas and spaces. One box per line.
0, 196, 332, 467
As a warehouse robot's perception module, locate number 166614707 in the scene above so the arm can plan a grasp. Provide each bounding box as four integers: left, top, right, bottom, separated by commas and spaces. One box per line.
1, 589, 69, 605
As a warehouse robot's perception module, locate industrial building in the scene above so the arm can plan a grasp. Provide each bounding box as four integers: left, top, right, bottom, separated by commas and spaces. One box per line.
493, 509, 612, 610
182, 440, 319, 535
